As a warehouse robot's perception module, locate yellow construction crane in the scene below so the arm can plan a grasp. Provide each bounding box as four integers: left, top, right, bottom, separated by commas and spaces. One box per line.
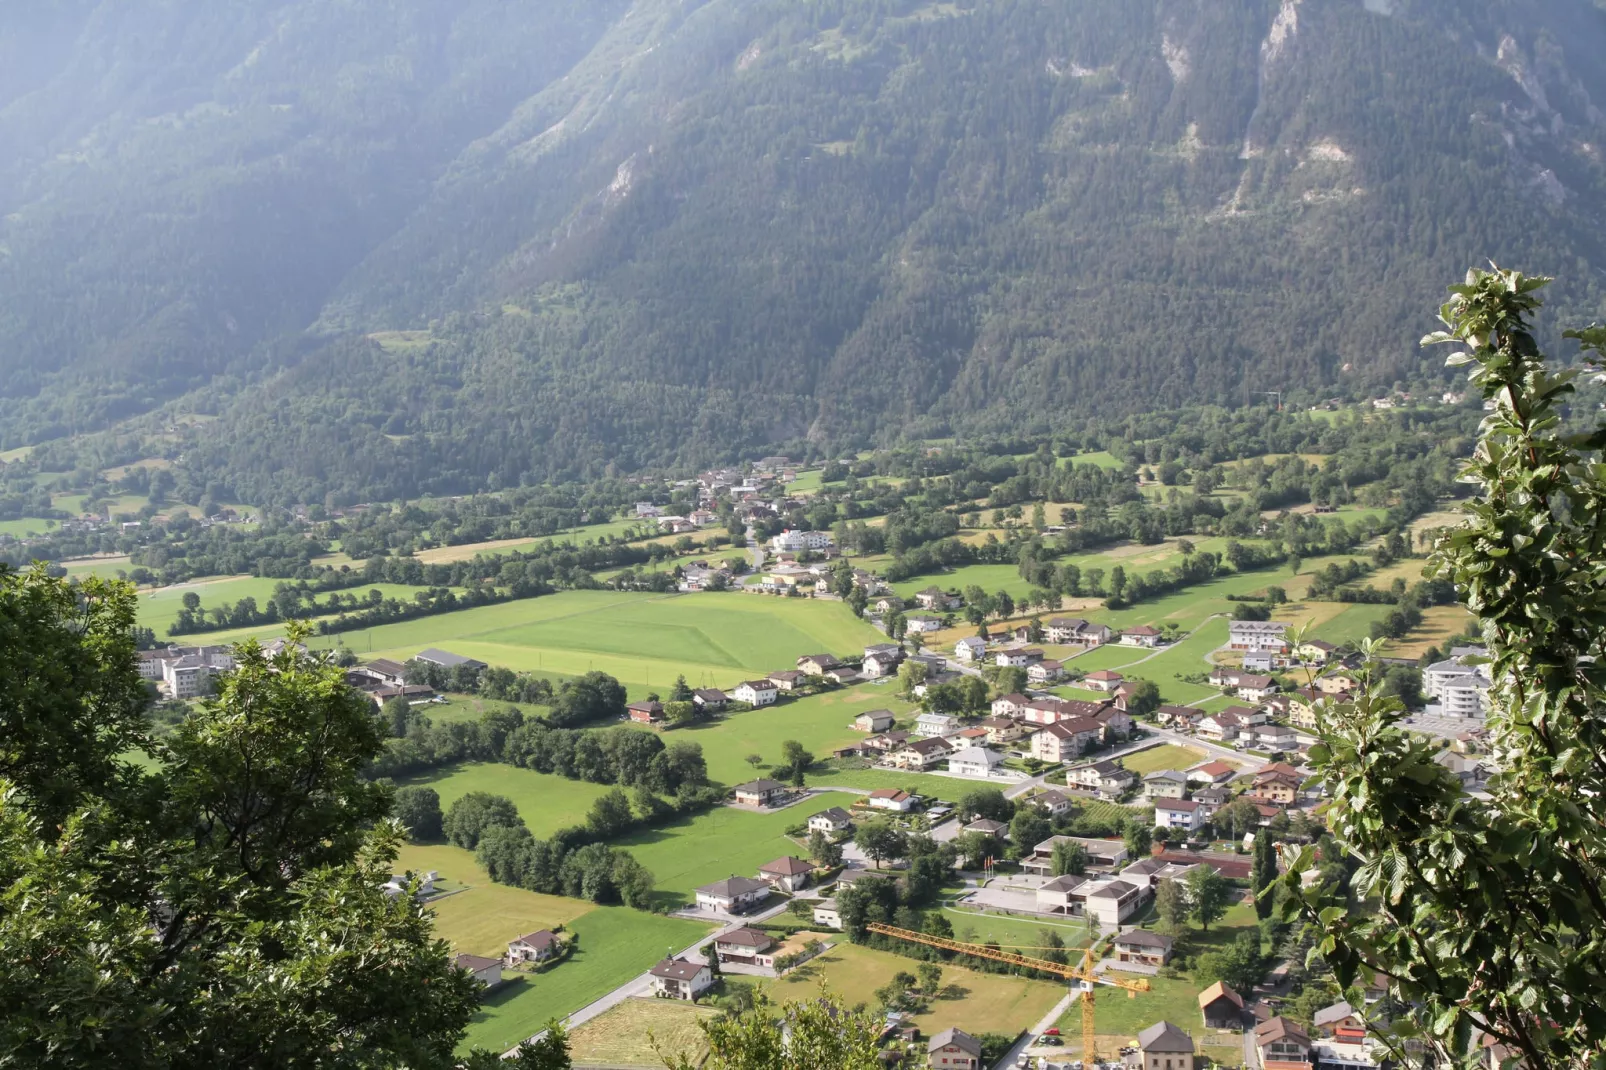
865, 923, 1149, 1065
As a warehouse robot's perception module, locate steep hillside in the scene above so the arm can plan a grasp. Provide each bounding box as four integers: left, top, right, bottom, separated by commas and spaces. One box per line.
3, 0, 1606, 502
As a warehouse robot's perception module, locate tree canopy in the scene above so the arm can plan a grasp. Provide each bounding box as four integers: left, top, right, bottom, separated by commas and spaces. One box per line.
1285, 269, 1606, 1068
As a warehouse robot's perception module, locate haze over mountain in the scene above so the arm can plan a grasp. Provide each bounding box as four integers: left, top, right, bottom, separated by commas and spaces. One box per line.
3, 0, 1605, 501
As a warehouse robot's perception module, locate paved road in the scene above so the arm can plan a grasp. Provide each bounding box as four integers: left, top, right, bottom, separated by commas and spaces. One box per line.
995, 991, 1078, 1070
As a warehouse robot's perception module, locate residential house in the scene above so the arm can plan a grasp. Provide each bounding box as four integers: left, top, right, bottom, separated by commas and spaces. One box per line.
1228, 621, 1290, 653
949, 746, 1005, 778
1196, 711, 1244, 743
1047, 618, 1112, 645
1027, 659, 1066, 684
855, 709, 896, 733
1296, 639, 1338, 663
905, 614, 943, 634
873, 596, 904, 615
1188, 760, 1237, 785
1031, 718, 1103, 764
991, 693, 1031, 718
1316, 672, 1360, 696
416, 648, 488, 671
862, 650, 906, 679
454, 954, 504, 988
891, 736, 955, 771
1312, 1001, 1365, 1040
1250, 764, 1303, 806
650, 957, 714, 1000
954, 637, 988, 663
826, 667, 861, 685
1084, 670, 1125, 692
812, 899, 842, 929
1156, 705, 1200, 728
1143, 770, 1190, 799
695, 875, 772, 914
797, 654, 841, 676
1254, 723, 1298, 751
1027, 789, 1074, 817
994, 649, 1031, 669
1154, 797, 1206, 831
1192, 785, 1232, 810
1287, 688, 1331, 731
733, 779, 788, 807
1133, 1021, 1195, 1070
808, 807, 854, 834
757, 856, 814, 892
916, 712, 962, 737
867, 788, 916, 812
1199, 981, 1245, 1029
861, 731, 911, 756
1233, 674, 1278, 703
1114, 929, 1175, 967
1241, 651, 1275, 673
1121, 625, 1164, 647
627, 700, 665, 725
1255, 1017, 1313, 1070
1026, 697, 1113, 726
692, 688, 728, 712
507, 930, 561, 965
962, 817, 1008, 840
979, 717, 1030, 746
915, 586, 962, 611
769, 670, 807, 691
928, 1027, 982, 1070
733, 680, 778, 707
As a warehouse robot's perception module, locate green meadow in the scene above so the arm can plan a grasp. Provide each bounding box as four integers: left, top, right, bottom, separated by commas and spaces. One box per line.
135, 578, 444, 638
396, 763, 621, 840
132, 589, 881, 699
395, 844, 712, 1053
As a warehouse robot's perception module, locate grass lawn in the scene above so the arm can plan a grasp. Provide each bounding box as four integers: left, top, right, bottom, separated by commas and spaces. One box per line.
165, 590, 882, 700
1388, 604, 1475, 658
770, 942, 1066, 1037
1122, 744, 1206, 776
610, 805, 812, 907
135, 579, 455, 639
1315, 603, 1392, 645
658, 685, 919, 785
941, 903, 1095, 950
396, 763, 621, 839
394, 844, 714, 1054
354, 591, 881, 700
1120, 618, 1229, 704
1065, 645, 1153, 672
566, 999, 718, 1068
1064, 450, 1126, 471
0, 516, 61, 537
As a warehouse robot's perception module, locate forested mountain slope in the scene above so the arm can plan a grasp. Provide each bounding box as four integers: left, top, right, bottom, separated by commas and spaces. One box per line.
3, 0, 1606, 502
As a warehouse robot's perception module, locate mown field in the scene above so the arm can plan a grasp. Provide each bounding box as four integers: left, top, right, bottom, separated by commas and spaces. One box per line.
134, 577, 450, 638
394, 844, 714, 1054
396, 763, 622, 840
768, 941, 1065, 1037
141, 590, 881, 699
1122, 743, 1207, 775
565, 1000, 717, 1068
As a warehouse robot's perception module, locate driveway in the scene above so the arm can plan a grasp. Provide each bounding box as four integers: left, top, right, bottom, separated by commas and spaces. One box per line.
995, 991, 1078, 1070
